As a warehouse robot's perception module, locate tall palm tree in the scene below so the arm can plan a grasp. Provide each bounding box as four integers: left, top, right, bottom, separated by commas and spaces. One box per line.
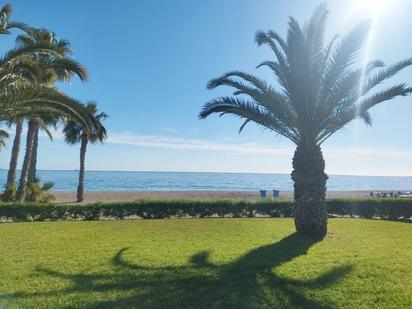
0, 3, 92, 200
4, 114, 56, 198
14, 29, 88, 199
0, 84, 93, 202
63, 102, 107, 202
8, 86, 94, 201
199, 4, 412, 236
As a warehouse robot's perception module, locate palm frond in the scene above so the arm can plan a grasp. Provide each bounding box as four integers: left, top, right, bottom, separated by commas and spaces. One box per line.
0, 3, 11, 30
255, 31, 288, 66
0, 42, 67, 67
358, 84, 412, 112
31, 113, 60, 140
321, 21, 371, 100
63, 120, 82, 145
1, 56, 43, 84
63, 101, 108, 145
208, 71, 269, 92
361, 58, 412, 94
266, 30, 288, 54
0, 128, 9, 149
315, 60, 387, 125
318, 84, 412, 144
199, 96, 298, 143
255, 31, 290, 83
5, 22, 30, 32
45, 57, 88, 82
304, 2, 329, 68
0, 85, 93, 130
207, 71, 298, 130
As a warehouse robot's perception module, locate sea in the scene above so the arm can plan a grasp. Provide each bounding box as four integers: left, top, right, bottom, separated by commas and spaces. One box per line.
1, 170, 412, 192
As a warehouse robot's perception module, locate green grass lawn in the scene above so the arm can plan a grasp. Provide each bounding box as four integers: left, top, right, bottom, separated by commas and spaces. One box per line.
1, 219, 411, 308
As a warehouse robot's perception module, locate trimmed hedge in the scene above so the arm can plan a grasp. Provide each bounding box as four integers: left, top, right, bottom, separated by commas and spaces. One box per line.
327, 198, 412, 220
0, 198, 411, 222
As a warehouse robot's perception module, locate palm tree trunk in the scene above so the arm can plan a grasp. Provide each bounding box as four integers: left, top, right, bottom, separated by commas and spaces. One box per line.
16, 120, 36, 201
28, 125, 39, 183
77, 135, 88, 202
291, 143, 328, 237
6, 118, 23, 192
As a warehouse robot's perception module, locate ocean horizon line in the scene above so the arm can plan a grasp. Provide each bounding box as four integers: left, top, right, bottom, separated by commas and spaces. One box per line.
1, 168, 411, 178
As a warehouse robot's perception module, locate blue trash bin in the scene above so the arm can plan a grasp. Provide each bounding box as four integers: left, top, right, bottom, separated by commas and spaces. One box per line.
259, 190, 267, 198
272, 190, 279, 197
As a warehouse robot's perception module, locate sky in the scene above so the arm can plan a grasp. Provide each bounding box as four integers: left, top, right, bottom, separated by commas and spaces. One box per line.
0, 0, 412, 176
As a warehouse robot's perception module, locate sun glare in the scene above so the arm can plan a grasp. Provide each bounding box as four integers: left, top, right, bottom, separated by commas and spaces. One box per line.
350, 0, 389, 145
357, 0, 386, 14
346, 0, 393, 19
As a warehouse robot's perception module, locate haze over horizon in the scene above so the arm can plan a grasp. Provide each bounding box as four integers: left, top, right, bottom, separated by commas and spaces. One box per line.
0, 0, 411, 177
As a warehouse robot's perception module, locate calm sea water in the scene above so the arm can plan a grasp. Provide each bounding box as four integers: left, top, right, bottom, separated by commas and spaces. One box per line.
1, 170, 412, 192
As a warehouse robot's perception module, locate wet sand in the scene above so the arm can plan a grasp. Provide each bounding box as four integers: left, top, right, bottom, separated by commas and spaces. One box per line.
53, 190, 376, 204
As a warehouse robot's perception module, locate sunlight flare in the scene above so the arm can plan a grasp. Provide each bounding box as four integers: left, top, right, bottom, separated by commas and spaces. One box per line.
349, 0, 387, 17
352, 0, 387, 143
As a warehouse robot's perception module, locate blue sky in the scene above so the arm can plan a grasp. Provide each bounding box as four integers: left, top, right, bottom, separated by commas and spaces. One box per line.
1, 0, 412, 176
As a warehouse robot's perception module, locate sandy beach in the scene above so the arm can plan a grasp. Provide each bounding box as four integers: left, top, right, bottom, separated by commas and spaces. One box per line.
53, 190, 377, 204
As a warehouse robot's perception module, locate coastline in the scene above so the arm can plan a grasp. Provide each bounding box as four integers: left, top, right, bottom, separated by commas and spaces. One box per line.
53, 190, 379, 204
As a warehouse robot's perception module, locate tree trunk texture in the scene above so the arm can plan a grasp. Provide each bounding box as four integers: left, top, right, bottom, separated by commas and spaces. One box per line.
16, 120, 37, 201
6, 118, 23, 191
291, 143, 328, 237
28, 125, 39, 183
77, 136, 88, 202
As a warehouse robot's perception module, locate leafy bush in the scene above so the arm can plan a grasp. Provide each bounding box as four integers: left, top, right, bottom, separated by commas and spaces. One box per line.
1, 184, 16, 202
0, 198, 411, 222
25, 178, 55, 203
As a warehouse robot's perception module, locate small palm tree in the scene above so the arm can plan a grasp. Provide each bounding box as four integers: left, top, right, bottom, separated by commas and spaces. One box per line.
199, 4, 412, 236
63, 102, 107, 202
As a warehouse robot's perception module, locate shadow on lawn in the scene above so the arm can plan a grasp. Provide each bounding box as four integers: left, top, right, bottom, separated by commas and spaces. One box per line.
6, 233, 352, 308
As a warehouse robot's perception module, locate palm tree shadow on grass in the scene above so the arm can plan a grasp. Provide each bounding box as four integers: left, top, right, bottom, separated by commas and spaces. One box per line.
7, 233, 352, 308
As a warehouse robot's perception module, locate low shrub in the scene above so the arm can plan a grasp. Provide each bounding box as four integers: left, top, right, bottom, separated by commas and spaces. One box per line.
25, 179, 55, 203
1, 184, 16, 202
1, 179, 56, 203
327, 198, 412, 220
0, 198, 411, 222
